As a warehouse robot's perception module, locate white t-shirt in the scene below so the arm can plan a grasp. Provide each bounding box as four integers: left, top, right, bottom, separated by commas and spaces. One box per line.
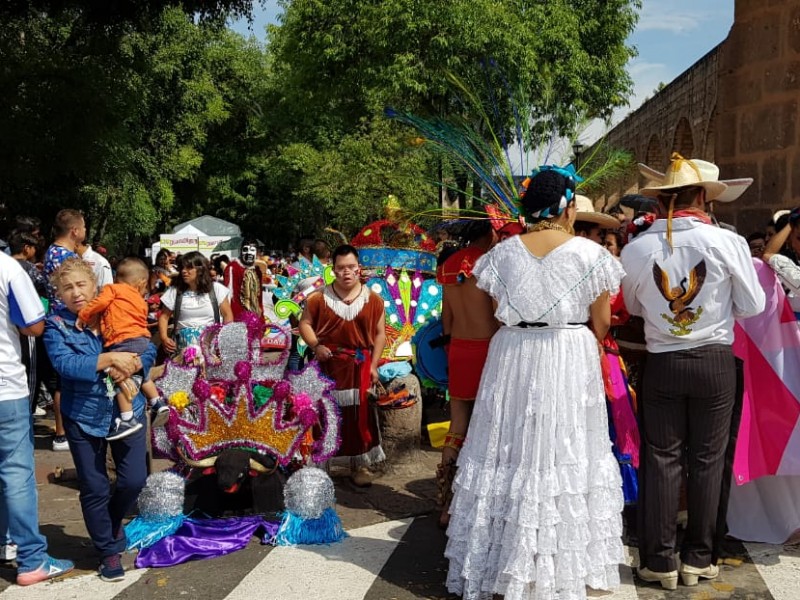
161, 282, 230, 332
621, 217, 765, 353
0, 252, 46, 400
82, 246, 113, 289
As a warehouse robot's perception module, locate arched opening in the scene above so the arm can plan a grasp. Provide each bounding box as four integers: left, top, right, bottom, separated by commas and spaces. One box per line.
645, 134, 662, 170
672, 117, 694, 157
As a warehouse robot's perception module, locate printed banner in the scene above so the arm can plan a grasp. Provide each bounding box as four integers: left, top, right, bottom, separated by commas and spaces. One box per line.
160, 234, 199, 254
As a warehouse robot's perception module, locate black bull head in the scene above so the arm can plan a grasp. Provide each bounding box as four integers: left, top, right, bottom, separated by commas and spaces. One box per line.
182, 449, 286, 517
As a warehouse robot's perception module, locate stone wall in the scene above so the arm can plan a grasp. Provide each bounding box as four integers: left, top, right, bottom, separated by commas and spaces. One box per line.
591, 46, 720, 209
714, 0, 800, 233
590, 1, 800, 235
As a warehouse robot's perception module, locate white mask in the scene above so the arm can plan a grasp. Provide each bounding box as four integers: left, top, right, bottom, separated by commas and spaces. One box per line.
241, 245, 257, 266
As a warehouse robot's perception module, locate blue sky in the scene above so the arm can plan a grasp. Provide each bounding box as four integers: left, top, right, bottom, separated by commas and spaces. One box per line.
229, 0, 735, 140
621, 1, 733, 118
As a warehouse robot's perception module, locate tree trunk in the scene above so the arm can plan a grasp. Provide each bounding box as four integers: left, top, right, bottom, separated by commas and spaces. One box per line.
377, 373, 423, 474
438, 159, 449, 209
472, 177, 482, 209
455, 171, 468, 211
92, 191, 113, 247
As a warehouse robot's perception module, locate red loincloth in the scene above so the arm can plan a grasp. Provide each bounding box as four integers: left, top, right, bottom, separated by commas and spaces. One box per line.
448, 337, 492, 401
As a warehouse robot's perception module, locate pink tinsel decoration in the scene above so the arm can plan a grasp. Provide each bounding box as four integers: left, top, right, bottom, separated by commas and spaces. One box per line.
299, 408, 317, 428
183, 346, 198, 364
234, 360, 252, 381
293, 392, 313, 411
293, 393, 317, 427
192, 379, 211, 401
273, 380, 291, 401
240, 311, 266, 342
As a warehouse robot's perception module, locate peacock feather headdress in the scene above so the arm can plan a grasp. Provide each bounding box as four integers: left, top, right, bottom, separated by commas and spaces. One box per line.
385, 66, 633, 226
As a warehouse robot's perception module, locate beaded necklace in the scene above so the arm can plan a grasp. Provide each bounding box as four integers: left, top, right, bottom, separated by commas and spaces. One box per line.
529, 220, 574, 235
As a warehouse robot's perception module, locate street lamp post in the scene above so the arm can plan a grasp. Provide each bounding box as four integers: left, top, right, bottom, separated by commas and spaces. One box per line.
572, 142, 585, 170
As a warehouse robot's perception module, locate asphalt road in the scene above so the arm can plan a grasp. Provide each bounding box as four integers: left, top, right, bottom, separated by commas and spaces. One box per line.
0, 419, 795, 599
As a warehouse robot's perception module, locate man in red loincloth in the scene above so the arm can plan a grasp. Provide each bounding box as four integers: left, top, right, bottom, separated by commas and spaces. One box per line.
435, 220, 500, 527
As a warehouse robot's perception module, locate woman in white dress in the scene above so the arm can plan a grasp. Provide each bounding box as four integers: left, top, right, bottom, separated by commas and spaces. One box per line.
445, 168, 626, 600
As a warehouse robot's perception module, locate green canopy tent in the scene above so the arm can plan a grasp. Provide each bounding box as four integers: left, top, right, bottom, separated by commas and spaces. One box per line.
211, 236, 243, 253
172, 215, 241, 237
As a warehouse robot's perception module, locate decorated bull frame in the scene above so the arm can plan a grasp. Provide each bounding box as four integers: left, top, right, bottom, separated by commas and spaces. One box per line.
152, 317, 341, 516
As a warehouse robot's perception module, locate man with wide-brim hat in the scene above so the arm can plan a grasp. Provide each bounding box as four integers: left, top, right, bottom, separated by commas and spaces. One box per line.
620, 194, 659, 216
573, 194, 620, 242
620, 153, 765, 590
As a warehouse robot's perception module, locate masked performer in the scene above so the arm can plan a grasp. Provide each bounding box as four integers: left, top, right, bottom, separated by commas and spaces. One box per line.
224, 240, 263, 320
299, 245, 386, 487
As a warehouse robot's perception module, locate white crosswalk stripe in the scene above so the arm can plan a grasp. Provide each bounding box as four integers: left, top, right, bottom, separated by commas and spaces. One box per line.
0, 568, 147, 600
744, 542, 800, 600
0, 518, 796, 599
225, 519, 412, 600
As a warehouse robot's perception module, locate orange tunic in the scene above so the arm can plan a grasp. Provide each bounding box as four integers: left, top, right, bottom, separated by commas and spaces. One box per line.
78, 283, 149, 348
304, 286, 384, 459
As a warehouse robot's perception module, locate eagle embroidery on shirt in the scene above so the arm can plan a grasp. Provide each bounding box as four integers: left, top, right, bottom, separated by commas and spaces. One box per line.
653, 259, 707, 336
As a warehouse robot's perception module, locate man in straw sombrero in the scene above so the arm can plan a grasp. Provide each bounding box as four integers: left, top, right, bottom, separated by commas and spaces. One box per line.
620, 154, 765, 590
572, 194, 620, 241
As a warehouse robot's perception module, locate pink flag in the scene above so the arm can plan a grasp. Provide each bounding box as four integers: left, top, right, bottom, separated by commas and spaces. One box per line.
733, 260, 800, 484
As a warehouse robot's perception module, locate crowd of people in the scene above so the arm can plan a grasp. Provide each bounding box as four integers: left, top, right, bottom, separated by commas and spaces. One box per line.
0, 154, 799, 597
0, 211, 342, 584
434, 156, 799, 600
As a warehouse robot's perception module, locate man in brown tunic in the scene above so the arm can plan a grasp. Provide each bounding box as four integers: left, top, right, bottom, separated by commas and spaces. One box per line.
299, 245, 386, 486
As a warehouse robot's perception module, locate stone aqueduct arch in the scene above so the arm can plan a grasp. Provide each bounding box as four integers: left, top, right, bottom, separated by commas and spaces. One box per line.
645, 134, 661, 170
672, 117, 695, 158
591, 46, 719, 207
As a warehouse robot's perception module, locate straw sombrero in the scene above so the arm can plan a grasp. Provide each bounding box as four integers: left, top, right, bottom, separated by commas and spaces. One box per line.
638, 154, 737, 202
638, 162, 751, 203
574, 195, 619, 229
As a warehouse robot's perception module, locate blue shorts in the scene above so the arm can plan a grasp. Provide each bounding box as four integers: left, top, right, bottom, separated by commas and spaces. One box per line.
108, 337, 151, 383
108, 336, 151, 355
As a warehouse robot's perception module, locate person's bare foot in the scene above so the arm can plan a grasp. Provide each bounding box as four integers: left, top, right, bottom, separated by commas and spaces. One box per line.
350, 467, 373, 488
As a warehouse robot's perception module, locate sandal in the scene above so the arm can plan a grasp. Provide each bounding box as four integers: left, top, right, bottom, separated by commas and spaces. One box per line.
436, 433, 465, 529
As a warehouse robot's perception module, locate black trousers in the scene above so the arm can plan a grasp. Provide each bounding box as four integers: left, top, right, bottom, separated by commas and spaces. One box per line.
637, 344, 736, 572
19, 335, 36, 412
712, 357, 744, 561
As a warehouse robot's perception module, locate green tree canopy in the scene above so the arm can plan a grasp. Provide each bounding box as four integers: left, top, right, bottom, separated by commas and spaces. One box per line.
1, 0, 261, 23
0, 0, 640, 252
267, 0, 640, 142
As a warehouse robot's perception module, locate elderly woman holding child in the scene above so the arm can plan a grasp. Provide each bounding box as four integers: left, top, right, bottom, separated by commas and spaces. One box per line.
44, 257, 156, 582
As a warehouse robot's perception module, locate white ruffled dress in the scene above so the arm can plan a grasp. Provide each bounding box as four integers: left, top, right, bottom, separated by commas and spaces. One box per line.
445, 236, 626, 600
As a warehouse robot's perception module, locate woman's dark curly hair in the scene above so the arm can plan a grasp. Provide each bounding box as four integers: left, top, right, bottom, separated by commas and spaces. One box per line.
173, 251, 214, 295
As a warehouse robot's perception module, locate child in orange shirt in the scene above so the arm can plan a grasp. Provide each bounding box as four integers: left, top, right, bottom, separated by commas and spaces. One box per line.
78, 257, 169, 440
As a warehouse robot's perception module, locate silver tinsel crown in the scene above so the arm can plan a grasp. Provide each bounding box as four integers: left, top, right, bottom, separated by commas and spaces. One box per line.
283, 467, 336, 520
138, 471, 185, 519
